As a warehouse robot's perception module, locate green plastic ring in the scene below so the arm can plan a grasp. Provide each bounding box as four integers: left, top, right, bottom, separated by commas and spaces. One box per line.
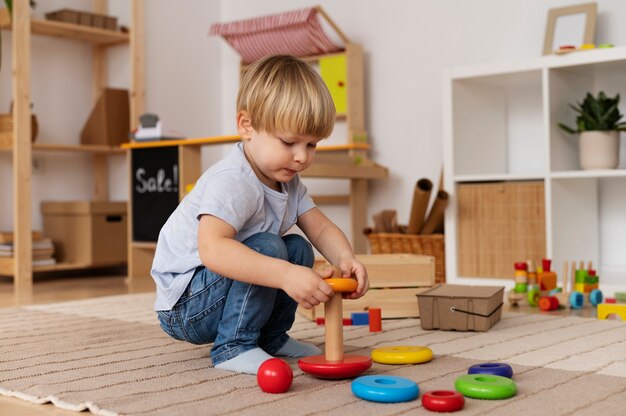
527, 287, 539, 307
454, 374, 517, 400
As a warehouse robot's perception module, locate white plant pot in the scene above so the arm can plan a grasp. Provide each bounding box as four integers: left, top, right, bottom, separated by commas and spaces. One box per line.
579, 131, 620, 170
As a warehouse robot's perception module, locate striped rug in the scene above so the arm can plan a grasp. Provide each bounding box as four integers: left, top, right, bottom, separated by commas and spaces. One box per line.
1, 293, 625, 415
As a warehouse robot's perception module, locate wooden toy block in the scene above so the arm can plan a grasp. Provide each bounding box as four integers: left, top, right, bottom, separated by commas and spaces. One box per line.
597, 303, 626, 320
298, 254, 435, 321
351, 312, 369, 325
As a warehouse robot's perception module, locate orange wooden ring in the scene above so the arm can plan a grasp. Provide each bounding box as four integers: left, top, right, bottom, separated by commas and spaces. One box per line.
325, 278, 357, 293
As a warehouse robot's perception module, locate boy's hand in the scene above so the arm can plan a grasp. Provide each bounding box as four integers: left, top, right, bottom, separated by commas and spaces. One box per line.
337, 256, 369, 300
282, 265, 333, 310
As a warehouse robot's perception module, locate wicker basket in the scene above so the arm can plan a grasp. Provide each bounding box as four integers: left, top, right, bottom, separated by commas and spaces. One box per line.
365, 230, 445, 284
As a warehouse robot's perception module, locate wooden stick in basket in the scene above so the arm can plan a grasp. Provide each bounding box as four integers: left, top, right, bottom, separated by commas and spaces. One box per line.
420, 190, 449, 234
408, 179, 433, 234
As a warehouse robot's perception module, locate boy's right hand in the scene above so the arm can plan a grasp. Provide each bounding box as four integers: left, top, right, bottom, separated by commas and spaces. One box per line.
283, 265, 333, 309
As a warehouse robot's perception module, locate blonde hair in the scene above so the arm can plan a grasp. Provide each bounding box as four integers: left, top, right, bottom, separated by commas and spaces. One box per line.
237, 55, 336, 139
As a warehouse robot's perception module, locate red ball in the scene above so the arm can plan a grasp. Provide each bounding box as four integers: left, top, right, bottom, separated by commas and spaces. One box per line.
257, 358, 293, 394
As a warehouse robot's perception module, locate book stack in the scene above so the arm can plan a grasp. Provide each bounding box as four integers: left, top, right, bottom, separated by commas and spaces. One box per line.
0, 231, 57, 266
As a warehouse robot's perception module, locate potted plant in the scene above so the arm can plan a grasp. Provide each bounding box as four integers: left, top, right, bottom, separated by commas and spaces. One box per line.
559, 91, 626, 170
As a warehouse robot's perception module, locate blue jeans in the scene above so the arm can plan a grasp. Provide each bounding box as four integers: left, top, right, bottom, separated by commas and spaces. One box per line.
157, 232, 314, 366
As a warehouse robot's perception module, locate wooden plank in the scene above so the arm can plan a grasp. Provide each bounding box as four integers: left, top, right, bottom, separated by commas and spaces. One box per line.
179, 145, 201, 199
0, 143, 125, 153
311, 195, 350, 205
350, 179, 368, 253
121, 135, 240, 149
92, 154, 108, 200
130, 0, 145, 130
315, 254, 435, 288
345, 44, 365, 138
12, 0, 33, 293
0, 258, 126, 276
127, 149, 135, 280
298, 287, 430, 320
302, 161, 387, 179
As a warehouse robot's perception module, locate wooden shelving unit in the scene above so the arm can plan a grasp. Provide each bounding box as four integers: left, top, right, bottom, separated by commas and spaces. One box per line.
443, 46, 626, 290
0, 7, 128, 45
2, 0, 145, 292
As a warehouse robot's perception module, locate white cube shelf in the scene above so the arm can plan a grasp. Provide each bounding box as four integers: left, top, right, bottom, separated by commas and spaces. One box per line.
443, 47, 626, 291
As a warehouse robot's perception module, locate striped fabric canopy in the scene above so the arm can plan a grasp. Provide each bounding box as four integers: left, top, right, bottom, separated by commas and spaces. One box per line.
210, 7, 346, 64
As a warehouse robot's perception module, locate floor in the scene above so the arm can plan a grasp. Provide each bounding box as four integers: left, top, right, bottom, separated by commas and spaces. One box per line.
0, 270, 155, 415
0, 272, 604, 415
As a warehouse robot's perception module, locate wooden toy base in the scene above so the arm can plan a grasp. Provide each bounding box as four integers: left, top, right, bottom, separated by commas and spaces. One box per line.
298, 354, 372, 379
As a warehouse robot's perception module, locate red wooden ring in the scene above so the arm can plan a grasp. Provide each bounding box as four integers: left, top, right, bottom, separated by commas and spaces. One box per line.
298, 354, 372, 379
422, 390, 465, 412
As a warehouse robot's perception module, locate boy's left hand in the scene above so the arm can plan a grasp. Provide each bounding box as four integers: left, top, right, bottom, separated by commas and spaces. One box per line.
337, 256, 369, 299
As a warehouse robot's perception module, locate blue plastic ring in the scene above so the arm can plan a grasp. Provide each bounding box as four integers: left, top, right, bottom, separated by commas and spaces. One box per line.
468, 363, 513, 378
351, 375, 419, 403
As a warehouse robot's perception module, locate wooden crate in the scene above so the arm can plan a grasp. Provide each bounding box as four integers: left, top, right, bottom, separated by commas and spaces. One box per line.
298, 254, 435, 320
457, 181, 546, 279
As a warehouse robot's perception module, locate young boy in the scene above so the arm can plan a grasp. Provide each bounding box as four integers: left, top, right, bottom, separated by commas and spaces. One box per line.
151, 55, 369, 375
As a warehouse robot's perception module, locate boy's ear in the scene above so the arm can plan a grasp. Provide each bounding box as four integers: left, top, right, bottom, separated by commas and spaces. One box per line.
237, 111, 253, 139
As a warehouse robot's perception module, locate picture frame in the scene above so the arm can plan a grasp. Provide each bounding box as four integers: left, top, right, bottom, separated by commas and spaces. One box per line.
543, 2, 597, 55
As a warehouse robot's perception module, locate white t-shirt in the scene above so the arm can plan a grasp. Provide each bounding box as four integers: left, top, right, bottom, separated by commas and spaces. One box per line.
151, 143, 316, 311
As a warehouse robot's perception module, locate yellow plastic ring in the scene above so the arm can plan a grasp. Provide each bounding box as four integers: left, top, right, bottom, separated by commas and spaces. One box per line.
325, 278, 358, 293
371, 346, 433, 365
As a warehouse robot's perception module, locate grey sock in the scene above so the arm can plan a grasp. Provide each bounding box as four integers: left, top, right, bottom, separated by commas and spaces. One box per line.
275, 337, 321, 358
214, 348, 273, 375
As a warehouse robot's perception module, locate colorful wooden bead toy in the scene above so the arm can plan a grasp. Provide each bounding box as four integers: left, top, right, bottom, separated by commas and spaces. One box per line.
468, 363, 513, 379
257, 358, 293, 394
421, 390, 465, 412
538, 296, 559, 311
351, 375, 419, 403
351, 312, 369, 325
597, 303, 626, 321
589, 289, 603, 307
371, 346, 433, 365
454, 374, 517, 400
298, 274, 372, 379
368, 308, 382, 332
569, 291, 584, 309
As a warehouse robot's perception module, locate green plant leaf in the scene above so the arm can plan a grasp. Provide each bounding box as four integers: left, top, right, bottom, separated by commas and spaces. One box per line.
560, 91, 624, 133
558, 123, 578, 134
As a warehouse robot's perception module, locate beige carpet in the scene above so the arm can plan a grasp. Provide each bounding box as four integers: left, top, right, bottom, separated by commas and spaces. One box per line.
1, 293, 625, 416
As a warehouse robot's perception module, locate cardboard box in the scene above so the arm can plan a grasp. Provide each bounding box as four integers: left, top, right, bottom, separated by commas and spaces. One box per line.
417, 284, 504, 331
41, 201, 127, 266
298, 254, 435, 320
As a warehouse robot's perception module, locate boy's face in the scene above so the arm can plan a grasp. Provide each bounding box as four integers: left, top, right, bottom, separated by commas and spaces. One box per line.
237, 111, 322, 190
244, 129, 320, 190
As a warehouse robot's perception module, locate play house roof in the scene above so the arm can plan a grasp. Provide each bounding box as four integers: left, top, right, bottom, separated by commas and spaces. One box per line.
210, 6, 349, 64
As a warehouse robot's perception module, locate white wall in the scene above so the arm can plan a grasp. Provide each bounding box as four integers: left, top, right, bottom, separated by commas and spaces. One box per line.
2, 0, 626, 253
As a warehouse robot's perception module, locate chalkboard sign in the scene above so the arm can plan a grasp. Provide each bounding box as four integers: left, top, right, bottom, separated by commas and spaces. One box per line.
132, 147, 180, 242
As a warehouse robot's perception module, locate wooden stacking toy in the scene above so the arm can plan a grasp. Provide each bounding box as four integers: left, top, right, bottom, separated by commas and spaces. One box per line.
298, 270, 372, 379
